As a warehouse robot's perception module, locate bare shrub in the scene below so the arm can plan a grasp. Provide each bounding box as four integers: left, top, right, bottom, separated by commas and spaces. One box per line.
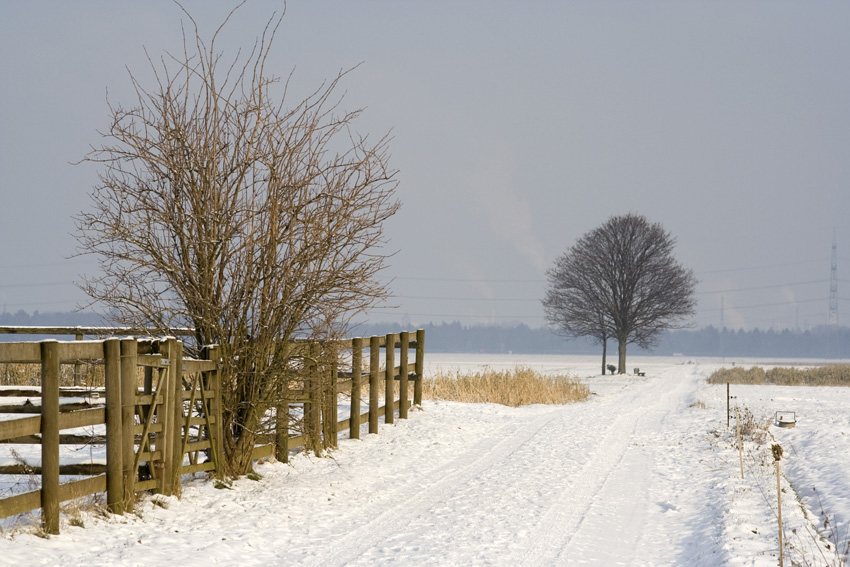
73, 5, 399, 476
424, 366, 590, 407
737, 406, 771, 445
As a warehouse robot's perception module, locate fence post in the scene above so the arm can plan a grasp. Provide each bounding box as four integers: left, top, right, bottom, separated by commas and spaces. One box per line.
273, 342, 288, 460
369, 336, 380, 434
385, 333, 395, 424
275, 401, 290, 463
399, 332, 409, 419
40, 340, 61, 535
306, 342, 322, 456
414, 329, 425, 407
74, 332, 83, 386
320, 342, 334, 449
170, 339, 184, 492
104, 338, 124, 514
157, 338, 177, 496
328, 345, 338, 448
205, 345, 225, 479
350, 337, 362, 439
120, 338, 138, 509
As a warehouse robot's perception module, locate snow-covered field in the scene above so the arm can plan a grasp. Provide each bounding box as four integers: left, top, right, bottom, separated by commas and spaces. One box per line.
1, 354, 849, 566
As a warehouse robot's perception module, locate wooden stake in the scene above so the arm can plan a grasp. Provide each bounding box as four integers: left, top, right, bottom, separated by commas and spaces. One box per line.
385, 333, 395, 425
369, 336, 380, 434
399, 332, 409, 419
40, 340, 60, 535
777, 457, 784, 567
350, 338, 362, 439
104, 338, 124, 514
414, 329, 425, 407
772, 444, 785, 567
120, 339, 137, 510
735, 407, 743, 480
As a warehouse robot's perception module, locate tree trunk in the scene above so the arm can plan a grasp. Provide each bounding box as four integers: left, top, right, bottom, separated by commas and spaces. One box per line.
618, 339, 627, 374
601, 339, 607, 375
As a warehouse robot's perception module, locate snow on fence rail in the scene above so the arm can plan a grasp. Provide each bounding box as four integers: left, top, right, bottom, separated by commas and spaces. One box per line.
0, 328, 425, 535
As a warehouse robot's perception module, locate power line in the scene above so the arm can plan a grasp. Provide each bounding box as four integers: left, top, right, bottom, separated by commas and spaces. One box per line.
696, 279, 828, 295
0, 281, 75, 289
694, 259, 828, 275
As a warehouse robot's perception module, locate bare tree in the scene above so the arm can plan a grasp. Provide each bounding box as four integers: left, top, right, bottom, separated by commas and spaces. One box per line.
543, 214, 696, 374
74, 4, 399, 475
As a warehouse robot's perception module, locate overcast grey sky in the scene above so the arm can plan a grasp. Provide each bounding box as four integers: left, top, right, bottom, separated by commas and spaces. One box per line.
1, 1, 849, 331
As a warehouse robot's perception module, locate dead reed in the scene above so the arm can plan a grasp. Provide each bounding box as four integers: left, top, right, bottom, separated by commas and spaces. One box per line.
708, 365, 850, 387
423, 366, 590, 407
0, 362, 105, 387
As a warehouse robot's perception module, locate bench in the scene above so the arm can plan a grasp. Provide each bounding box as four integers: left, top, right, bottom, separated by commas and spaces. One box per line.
634, 367, 646, 377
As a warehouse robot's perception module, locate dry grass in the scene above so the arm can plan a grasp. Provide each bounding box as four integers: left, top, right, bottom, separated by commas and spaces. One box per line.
708, 365, 850, 387
0, 362, 107, 388
423, 366, 590, 407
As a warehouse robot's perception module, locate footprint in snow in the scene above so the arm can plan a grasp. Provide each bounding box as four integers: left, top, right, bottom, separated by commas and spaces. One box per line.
658, 501, 678, 513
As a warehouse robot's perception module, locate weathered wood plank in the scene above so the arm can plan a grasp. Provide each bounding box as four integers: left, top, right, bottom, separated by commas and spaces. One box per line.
0, 342, 41, 363
57, 341, 104, 362
250, 443, 274, 461
59, 408, 106, 430
58, 474, 107, 502
135, 450, 163, 463
133, 422, 163, 434
0, 401, 97, 414
180, 461, 215, 475
181, 359, 216, 373
0, 415, 41, 441
180, 389, 215, 400
0, 463, 107, 475
137, 354, 168, 368
0, 326, 195, 337
134, 478, 158, 492
1, 433, 107, 444
0, 489, 41, 519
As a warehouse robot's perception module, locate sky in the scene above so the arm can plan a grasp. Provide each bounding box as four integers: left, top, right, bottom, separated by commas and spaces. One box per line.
1, 1, 849, 332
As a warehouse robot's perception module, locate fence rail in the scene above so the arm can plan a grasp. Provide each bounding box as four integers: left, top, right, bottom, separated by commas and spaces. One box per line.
0, 328, 424, 535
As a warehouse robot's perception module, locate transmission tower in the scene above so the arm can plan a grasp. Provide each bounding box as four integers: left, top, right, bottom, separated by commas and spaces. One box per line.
828, 234, 839, 358
828, 234, 838, 327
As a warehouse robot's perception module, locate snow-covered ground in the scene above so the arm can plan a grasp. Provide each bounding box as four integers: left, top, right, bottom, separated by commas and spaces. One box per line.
1, 354, 849, 566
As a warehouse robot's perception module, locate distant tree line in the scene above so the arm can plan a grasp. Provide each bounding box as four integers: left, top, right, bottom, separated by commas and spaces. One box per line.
354, 321, 850, 359
0, 310, 108, 341
4, 311, 849, 358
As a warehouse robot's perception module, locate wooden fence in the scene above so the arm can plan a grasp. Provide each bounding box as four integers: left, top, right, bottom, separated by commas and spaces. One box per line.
254, 330, 426, 462
0, 337, 221, 534
0, 328, 424, 535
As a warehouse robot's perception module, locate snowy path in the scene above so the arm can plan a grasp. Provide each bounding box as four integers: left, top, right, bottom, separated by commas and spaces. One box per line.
298, 363, 723, 566
3, 355, 848, 566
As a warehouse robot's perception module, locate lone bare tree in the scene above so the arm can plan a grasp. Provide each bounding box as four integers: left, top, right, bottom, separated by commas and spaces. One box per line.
543, 214, 696, 374
74, 5, 399, 475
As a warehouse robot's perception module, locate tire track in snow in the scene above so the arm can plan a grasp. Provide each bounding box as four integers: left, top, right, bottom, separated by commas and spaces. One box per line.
518, 373, 688, 566
300, 406, 567, 567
